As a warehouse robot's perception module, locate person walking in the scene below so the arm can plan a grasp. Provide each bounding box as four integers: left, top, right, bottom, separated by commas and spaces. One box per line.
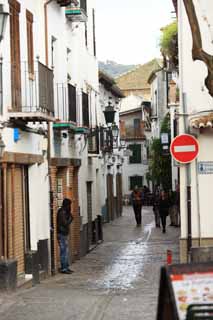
131, 186, 143, 226
57, 198, 74, 274
153, 186, 160, 228
159, 190, 170, 233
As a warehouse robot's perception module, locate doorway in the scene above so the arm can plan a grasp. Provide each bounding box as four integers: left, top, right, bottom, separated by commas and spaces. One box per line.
87, 182, 93, 248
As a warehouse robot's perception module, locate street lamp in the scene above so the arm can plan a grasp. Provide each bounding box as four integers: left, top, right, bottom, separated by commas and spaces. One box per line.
111, 123, 119, 142
0, 4, 9, 42
104, 99, 116, 125
119, 139, 126, 149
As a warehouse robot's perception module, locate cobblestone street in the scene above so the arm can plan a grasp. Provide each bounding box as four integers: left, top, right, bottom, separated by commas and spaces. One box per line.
0, 206, 179, 320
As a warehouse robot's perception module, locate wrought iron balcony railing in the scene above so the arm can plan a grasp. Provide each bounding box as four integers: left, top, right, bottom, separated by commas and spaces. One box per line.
120, 121, 146, 141
54, 83, 77, 123
88, 128, 99, 154
8, 60, 54, 122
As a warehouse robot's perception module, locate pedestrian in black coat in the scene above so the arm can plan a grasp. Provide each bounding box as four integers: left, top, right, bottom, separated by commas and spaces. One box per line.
159, 191, 170, 233
57, 198, 74, 274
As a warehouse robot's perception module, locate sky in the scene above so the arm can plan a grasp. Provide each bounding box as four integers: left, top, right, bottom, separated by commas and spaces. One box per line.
96, 0, 175, 65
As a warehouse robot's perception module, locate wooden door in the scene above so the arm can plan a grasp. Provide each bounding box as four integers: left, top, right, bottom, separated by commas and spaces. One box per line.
87, 182, 92, 248
116, 173, 123, 217
107, 174, 114, 221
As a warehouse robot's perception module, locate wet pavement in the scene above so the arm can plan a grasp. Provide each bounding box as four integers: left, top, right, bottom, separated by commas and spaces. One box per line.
0, 206, 180, 320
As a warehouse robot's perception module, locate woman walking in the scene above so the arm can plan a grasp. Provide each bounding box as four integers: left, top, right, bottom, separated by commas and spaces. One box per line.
131, 186, 143, 226
159, 190, 170, 233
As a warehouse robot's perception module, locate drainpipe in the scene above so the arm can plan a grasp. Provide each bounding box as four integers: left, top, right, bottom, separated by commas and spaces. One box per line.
44, 0, 54, 274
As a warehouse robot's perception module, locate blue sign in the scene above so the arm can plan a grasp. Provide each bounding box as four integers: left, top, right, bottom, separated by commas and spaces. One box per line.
14, 128, 20, 142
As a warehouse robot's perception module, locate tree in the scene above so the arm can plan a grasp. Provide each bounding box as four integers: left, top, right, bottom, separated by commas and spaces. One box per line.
160, 21, 178, 69
149, 114, 172, 191
183, 0, 213, 97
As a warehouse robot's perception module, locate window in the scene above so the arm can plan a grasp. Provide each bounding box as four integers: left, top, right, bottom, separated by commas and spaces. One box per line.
133, 118, 140, 136
130, 176, 143, 191
26, 10, 34, 76
68, 84, 76, 122
134, 118, 140, 129
129, 144, 141, 164
82, 92, 89, 127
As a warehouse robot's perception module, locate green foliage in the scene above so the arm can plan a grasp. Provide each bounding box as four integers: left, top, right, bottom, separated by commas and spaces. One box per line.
160, 21, 178, 68
149, 114, 172, 191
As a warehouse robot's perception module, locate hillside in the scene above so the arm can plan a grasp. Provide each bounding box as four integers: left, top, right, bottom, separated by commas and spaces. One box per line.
99, 60, 137, 78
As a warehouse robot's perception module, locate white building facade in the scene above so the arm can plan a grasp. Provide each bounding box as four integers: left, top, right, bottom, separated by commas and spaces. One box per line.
119, 96, 151, 196
177, 0, 213, 262
0, 0, 105, 288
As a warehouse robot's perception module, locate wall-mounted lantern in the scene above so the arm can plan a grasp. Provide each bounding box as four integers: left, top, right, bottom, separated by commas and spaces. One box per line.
104, 98, 116, 125
111, 123, 119, 142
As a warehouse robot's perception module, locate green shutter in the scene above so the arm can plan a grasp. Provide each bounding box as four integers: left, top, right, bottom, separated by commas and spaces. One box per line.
130, 176, 143, 190
129, 144, 141, 164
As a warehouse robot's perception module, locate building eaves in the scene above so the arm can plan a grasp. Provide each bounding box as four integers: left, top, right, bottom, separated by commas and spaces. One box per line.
147, 67, 164, 84
99, 70, 115, 87
111, 84, 125, 98
120, 106, 142, 116
99, 70, 124, 98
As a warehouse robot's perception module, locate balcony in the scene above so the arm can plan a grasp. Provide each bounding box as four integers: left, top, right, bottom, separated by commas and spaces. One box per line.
8, 60, 55, 123
65, 0, 87, 22
120, 121, 146, 141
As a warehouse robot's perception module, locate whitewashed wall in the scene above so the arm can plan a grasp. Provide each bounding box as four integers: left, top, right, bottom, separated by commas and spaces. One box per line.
178, 0, 213, 240
0, 0, 51, 250
122, 141, 148, 195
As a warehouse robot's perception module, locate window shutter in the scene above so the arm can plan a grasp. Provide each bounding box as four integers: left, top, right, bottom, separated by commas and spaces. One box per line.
9, 0, 21, 110
130, 176, 143, 190
129, 144, 141, 164
119, 120, 126, 138
26, 10, 34, 76
82, 92, 89, 127
68, 84, 77, 122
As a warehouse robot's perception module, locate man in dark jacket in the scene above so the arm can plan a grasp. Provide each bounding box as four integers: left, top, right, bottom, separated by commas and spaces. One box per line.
57, 198, 73, 274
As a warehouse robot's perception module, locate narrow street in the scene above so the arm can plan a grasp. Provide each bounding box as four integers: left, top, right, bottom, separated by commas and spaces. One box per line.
0, 206, 179, 320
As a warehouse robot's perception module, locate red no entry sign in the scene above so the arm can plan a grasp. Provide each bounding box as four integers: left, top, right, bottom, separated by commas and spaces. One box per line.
170, 134, 199, 163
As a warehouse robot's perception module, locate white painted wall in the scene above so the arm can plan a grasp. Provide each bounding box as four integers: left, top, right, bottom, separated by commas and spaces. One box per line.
0, 0, 51, 252
122, 141, 148, 195
98, 80, 124, 215
150, 70, 168, 139
178, 0, 213, 240
28, 161, 50, 251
